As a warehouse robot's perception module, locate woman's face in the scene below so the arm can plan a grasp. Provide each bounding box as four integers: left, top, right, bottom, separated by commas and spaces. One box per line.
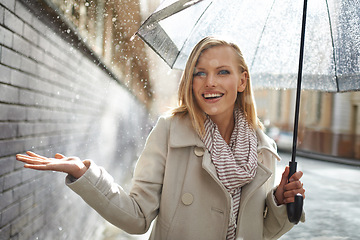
192, 45, 247, 123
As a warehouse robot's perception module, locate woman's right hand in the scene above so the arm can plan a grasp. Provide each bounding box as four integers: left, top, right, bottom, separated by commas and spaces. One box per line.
16, 151, 89, 179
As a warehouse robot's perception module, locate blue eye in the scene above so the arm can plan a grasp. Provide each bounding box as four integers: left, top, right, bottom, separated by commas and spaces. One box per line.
194, 71, 206, 77
219, 70, 230, 75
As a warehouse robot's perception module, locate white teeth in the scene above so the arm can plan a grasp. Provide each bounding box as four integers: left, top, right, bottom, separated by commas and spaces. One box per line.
203, 93, 223, 99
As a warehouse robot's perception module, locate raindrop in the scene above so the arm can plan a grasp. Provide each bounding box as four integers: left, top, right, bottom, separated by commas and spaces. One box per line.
66, 29, 71, 34
58, 227, 63, 231
112, 17, 116, 22
146, 24, 155, 30
85, 2, 89, 7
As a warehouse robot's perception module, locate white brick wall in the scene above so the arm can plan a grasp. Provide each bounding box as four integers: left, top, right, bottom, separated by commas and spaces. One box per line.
0, 1, 152, 239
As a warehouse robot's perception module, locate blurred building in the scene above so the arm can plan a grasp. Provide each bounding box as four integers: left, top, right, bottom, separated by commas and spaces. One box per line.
255, 89, 360, 160
44, 0, 180, 114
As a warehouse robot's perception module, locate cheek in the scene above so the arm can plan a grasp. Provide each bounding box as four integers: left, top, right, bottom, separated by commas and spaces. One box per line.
192, 79, 201, 96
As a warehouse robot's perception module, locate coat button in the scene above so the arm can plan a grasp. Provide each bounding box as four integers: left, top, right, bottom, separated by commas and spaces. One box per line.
194, 147, 205, 157
181, 193, 194, 206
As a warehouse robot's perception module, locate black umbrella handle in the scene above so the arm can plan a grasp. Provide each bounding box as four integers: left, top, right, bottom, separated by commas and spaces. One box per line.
286, 161, 303, 224
287, 0, 307, 224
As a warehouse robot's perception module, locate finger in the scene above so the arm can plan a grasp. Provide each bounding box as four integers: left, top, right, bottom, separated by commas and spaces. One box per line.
284, 188, 306, 200
55, 153, 66, 159
26, 151, 48, 160
285, 180, 303, 189
24, 164, 56, 171
16, 155, 50, 165
289, 171, 303, 182
16, 154, 30, 161
279, 166, 290, 187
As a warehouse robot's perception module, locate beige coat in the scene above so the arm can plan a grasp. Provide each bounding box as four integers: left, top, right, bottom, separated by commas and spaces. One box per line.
67, 114, 302, 240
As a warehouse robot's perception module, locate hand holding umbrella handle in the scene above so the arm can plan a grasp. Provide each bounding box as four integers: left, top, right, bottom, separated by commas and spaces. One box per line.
286, 161, 303, 224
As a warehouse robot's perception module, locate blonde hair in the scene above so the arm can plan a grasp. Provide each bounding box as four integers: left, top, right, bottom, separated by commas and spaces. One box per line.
171, 36, 263, 136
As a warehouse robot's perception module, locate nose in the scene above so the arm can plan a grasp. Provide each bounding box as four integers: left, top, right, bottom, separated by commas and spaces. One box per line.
205, 73, 216, 87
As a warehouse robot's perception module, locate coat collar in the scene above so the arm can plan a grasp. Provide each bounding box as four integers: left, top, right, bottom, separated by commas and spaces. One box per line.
168, 114, 205, 148
168, 114, 280, 161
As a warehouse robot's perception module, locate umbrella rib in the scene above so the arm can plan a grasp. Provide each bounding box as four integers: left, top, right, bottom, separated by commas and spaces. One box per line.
325, 0, 340, 92
142, 0, 206, 26
250, 0, 277, 70
174, 1, 213, 66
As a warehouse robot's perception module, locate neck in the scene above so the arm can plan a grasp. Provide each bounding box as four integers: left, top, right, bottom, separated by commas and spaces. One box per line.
210, 115, 235, 144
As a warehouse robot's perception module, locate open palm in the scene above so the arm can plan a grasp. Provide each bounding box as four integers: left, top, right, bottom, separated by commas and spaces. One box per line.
16, 151, 89, 178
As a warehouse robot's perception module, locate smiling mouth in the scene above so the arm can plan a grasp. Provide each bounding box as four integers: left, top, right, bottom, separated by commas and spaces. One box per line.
203, 93, 224, 99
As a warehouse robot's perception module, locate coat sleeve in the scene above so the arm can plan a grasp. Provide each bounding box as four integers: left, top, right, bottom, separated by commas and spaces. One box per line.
65, 116, 170, 234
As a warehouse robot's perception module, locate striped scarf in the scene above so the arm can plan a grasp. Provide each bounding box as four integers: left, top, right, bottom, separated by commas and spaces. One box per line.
202, 109, 258, 240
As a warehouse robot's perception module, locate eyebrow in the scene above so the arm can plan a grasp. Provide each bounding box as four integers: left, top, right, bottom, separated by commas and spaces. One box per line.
216, 65, 230, 69
195, 65, 230, 70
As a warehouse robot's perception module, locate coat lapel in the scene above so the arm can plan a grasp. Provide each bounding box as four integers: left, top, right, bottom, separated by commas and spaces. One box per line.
168, 114, 204, 148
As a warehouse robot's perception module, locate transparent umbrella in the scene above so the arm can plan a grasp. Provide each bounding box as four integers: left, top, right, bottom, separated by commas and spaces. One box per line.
135, 0, 360, 224
136, 0, 360, 92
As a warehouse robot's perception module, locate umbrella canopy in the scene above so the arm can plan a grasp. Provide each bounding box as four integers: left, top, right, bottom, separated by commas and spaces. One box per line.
137, 0, 360, 92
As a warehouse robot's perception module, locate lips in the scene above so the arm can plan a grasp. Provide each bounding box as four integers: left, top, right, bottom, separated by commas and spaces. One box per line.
203, 93, 224, 99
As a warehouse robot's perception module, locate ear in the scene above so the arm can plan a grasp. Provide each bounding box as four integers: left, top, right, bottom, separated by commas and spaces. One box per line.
237, 71, 248, 92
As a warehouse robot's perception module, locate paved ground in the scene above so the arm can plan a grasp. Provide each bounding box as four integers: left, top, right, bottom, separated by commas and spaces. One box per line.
100, 152, 360, 240
277, 152, 360, 240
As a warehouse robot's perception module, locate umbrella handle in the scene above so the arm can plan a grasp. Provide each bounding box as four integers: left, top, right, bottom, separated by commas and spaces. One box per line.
286, 161, 303, 224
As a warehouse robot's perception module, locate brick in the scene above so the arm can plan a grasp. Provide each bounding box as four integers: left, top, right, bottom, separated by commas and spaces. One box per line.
13, 34, 30, 56
12, 181, 35, 201
0, 190, 13, 211
1, 47, 21, 69
3, 170, 22, 191
31, 215, 45, 234
36, 64, 51, 80
23, 24, 38, 45
0, 0, 15, 11
17, 223, 32, 240
10, 69, 29, 88
17, 122, 33, 137
42, 52, 56, 70
4, 9, 23, 35
20, 195, 34, 213
0, 156, 15, 176
21, 167, 37, 183
10, 213, 27, 237
0, 138, 27, 157
25, 107, 43, 121
0, 122, 17, 139
0, 64, 11, 84
29, 45, 43, 62
0, 25, 13, 48
0, 203, 20, 226
0, 224, 10, 240
31, 17, 48, 37
20, 56, 36, 75
0, 5, 4, 24
14, 1, 32, 24
38, 35, 51, 54
19, 89, 35, 106
0, 83, 19, 103
6, 105, 27, 121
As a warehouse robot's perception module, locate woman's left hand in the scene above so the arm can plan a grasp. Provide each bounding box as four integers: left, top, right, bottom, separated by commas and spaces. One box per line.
274, 166, 305, 205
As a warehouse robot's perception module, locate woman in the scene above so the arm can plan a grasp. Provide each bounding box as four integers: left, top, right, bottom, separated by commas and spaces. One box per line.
16, 36, 305, 240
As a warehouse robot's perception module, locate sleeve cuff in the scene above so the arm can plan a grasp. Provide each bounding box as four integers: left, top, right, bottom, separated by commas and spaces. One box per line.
65, 160, 102, 188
